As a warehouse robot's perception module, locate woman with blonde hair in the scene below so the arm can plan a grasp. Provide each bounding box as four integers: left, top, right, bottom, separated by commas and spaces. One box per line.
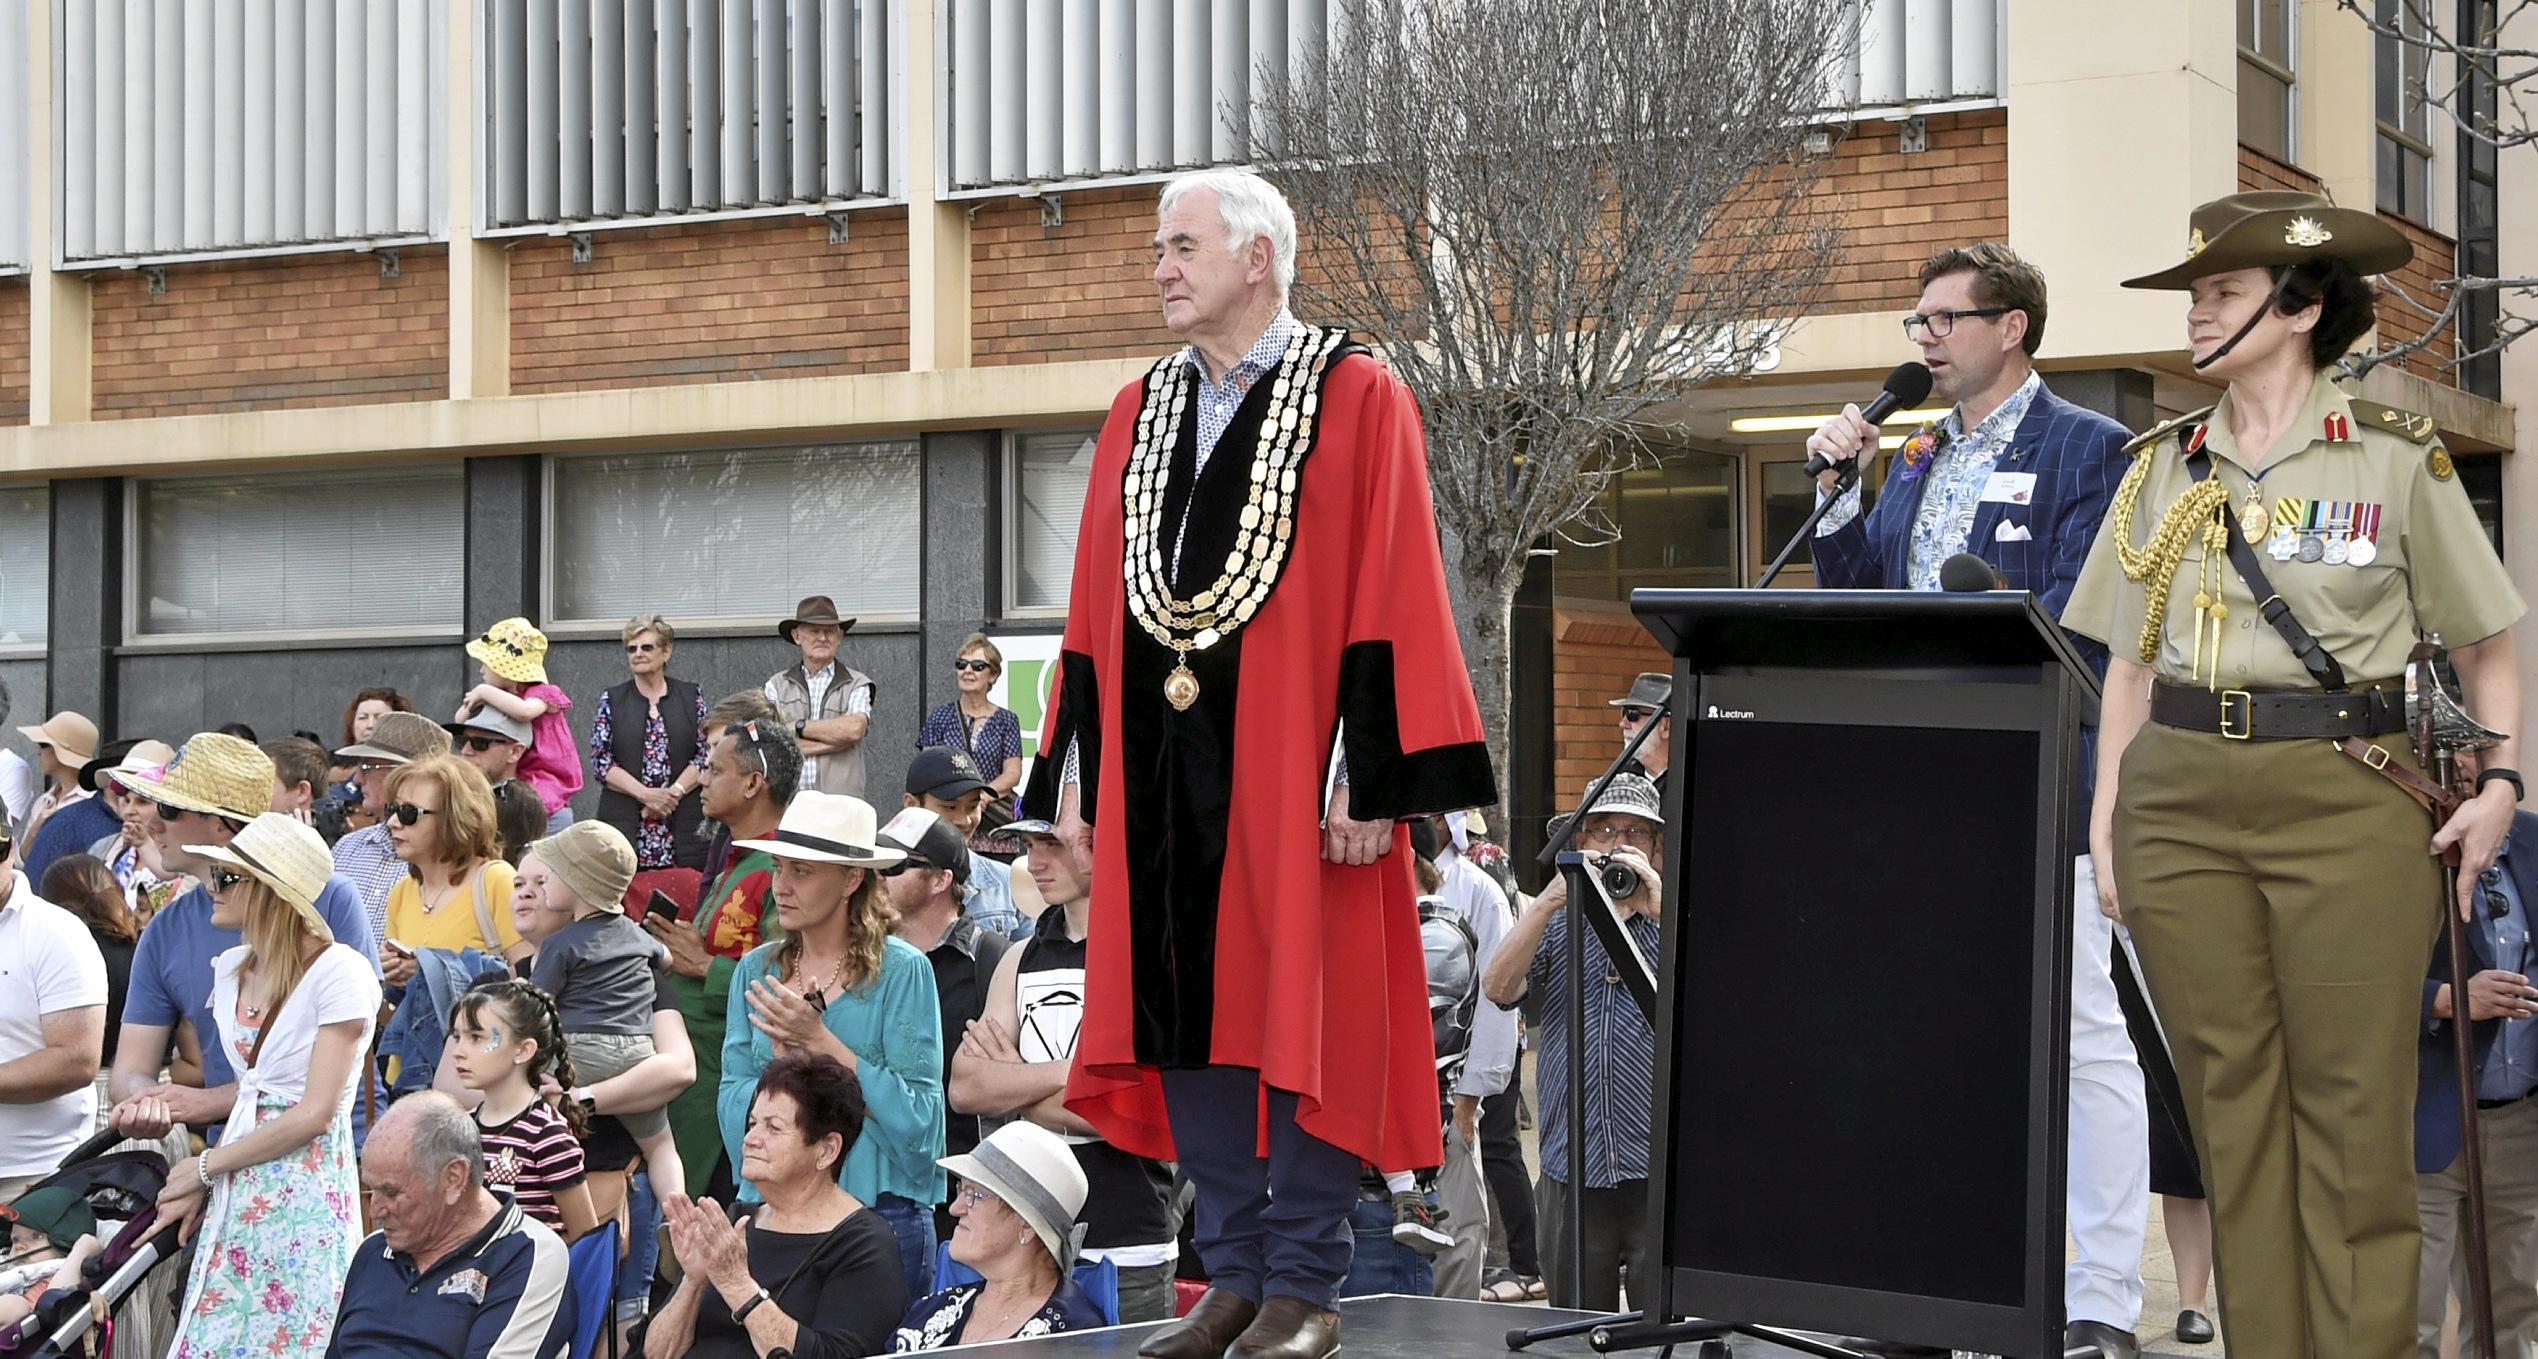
594, 613, 710, 876
150, 813, 382, 1356
717, 791, 946, 1300
378, 753, 524, 987
917, 632, 1025, 853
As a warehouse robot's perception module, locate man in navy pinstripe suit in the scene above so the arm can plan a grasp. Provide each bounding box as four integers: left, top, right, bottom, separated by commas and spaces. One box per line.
1806, 245, 2146, 1359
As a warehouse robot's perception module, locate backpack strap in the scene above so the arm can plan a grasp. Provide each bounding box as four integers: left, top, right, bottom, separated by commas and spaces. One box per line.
469, 865, 500, 953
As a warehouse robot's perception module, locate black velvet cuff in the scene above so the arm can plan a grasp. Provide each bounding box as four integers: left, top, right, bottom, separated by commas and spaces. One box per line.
1021, 649, 1103, 825
1335, 641, 1498, 821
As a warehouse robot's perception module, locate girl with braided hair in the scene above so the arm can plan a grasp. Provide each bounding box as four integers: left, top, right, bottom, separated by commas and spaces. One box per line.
450, 978, 600, 1239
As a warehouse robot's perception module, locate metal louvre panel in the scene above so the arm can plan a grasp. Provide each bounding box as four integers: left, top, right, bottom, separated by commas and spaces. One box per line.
486, 0, 894, 230
53, 0, 441, 263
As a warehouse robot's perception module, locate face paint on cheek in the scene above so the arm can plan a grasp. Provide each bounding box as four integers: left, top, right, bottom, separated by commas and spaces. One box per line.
478, 1025, 507, 1053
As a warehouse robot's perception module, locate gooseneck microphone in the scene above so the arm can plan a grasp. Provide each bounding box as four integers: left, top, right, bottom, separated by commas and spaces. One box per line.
1939, 552, 2004, 593
1799, 361, 1935, 479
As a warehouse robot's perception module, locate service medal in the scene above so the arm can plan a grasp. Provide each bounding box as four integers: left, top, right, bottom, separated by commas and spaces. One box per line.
2324, 538, 2349, 565
2238, 495, 2270, 544
2347, 536, 2378, 566
2297, 536, 2326, 563
2268, 529, 2299, 561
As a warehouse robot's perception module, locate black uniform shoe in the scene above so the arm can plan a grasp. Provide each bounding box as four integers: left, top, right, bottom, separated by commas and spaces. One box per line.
2064, 1319, 2139, 1359
2173, 1308, 2217, 1344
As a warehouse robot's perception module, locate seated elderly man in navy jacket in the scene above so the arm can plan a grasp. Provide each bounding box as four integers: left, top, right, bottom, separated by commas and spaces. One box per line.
329, 1094, 575, 1359
2415, 808, 2538, 1358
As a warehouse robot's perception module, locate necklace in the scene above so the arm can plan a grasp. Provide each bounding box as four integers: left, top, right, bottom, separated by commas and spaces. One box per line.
1121, 326, 1346, 710
795, 950, 846, 1002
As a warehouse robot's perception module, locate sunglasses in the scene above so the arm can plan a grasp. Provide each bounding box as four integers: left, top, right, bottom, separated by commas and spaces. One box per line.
953, 659, 994, 673
152, 799, 188, 821
624, 642, 661, 654
1618, 707, 1656, 724
459, 735, 505, 754
383, 802, 439, 827
208, 867, 250, 892
880, 860, 940, 878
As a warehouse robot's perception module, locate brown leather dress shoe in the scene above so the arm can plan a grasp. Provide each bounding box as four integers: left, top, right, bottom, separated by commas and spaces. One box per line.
1228, 1295, 1341, 1359
1136, 1288, 1260, 1359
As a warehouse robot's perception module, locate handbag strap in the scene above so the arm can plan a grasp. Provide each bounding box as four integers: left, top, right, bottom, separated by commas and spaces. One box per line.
469, 866, 500, 953
2184, 444, 2347, 692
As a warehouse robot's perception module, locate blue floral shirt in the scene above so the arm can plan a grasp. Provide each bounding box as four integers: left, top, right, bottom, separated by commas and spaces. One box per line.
1901, 371, 2042, 591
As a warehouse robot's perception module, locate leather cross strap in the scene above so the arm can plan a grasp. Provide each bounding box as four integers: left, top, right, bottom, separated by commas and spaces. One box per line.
2336, 736, 2459, 817
2185, 445, 2348, 692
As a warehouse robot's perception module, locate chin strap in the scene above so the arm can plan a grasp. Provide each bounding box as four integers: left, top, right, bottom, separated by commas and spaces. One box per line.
2192, 273, 2292, 370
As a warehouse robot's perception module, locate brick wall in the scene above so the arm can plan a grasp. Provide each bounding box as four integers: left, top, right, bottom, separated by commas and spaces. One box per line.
2238, 144, 2324, 194
509, 211, 910, 393
0, 282, 26, 425
1550, 600, 1672, 795
1807, 109, 2009, 312
971, 187, 1178, 367
92, 250, 449, 418
2376, 211, 2459, 383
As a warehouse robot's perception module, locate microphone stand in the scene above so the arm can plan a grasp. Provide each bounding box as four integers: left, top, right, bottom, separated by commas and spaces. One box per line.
1756, 457, 1863, 590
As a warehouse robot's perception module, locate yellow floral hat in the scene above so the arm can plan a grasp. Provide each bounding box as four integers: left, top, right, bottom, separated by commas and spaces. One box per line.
466, 617, 550, 685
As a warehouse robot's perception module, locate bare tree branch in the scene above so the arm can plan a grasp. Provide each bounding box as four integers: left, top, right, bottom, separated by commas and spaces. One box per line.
1245, 0, 1849, 804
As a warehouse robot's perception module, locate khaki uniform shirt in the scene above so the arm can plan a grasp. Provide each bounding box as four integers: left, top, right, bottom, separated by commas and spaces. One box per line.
2065, 377, 2523, 688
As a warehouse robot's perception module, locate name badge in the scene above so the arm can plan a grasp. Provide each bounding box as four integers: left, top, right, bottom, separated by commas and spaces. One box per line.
1980, 471, 2037, 505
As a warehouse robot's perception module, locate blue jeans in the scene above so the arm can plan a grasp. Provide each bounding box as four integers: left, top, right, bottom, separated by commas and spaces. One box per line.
1340, 1193, 1434, 1298
870, 1193, 936, 1305
545, 804, 575, 834
617, 1169, 661, 1322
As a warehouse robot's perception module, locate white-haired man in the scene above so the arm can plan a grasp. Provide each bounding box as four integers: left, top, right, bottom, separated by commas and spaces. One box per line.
1024, 169, 1496, 1359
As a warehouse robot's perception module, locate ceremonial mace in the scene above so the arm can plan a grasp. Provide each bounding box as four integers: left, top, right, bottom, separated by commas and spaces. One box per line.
2410, 636, 2507, 1352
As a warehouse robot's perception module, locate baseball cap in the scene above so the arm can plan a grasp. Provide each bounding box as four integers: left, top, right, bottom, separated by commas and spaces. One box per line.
878, 806, 972, 887
906, 747, 996, 801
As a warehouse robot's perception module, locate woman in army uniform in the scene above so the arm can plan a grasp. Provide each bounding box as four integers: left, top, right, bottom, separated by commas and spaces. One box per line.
2066, 190, 2524, 1357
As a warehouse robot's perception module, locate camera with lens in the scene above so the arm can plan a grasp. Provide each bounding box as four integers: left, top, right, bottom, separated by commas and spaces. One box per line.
1592, 853, 1642, 902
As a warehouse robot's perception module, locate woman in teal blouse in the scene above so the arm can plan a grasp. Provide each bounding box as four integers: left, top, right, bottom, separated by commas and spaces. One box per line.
720, 791, 946, 1295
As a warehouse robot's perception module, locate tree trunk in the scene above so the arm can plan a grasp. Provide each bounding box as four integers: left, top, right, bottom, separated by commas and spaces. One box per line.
1449, 558, 1524, 819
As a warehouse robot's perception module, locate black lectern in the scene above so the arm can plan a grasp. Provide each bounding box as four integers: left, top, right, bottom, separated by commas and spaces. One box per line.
1622, 588, 2103, 1359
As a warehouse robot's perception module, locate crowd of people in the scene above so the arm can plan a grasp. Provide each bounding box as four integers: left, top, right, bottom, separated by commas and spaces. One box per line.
0, 585, 1561, 1359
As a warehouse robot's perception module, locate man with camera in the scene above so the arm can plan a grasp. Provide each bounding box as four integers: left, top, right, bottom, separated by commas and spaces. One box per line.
1480, 774, 1664, 1311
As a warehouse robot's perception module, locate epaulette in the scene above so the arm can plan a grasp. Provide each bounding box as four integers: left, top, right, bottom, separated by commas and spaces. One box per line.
2122, 405, 2215, 457
2349, 398, 2439, 444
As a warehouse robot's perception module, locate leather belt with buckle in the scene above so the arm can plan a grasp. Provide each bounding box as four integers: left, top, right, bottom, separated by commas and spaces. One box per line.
2149, 681, 2405, 742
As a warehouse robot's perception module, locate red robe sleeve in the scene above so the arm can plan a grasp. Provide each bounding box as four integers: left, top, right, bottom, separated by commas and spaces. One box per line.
1333, 361, 1498, 820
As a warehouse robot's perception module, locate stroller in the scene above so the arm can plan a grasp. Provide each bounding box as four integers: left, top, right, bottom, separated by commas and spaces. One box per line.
0, 1127, 187, 1359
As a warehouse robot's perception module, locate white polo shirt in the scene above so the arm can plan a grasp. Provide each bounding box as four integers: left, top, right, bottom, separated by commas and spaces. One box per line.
0, 870, 108, 1175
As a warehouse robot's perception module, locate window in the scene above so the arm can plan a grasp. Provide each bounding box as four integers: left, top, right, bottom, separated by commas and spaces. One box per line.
2239, 0, 2297, 161
0, 484, 47, 652
2458, 0, 2502, 397
2375, 0, 2435, 222
133, 466, 464, 639
1553, 445, 1741, 600
1007, 430, 1097, 614
549, 442, 922, 625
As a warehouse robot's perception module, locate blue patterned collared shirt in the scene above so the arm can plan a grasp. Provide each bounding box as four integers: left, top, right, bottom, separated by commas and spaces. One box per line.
331, 821, 406, 953
1528, 905, 1659, 1187
2476, 843, 2538, 1104
1181, 310, 1300, 466
1900, 370, 2043, 591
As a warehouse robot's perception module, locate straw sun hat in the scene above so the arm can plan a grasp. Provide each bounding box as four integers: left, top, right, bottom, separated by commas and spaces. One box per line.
187, 812, 337, 937
152, 733, 278, 823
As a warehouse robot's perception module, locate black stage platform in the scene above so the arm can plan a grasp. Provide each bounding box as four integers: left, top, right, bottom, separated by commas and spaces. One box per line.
960, 1294, 1847, 1357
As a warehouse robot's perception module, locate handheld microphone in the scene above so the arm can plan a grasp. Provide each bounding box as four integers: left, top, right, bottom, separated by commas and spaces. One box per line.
1800, 361, 1935, 479
1938, 552, 2004, 593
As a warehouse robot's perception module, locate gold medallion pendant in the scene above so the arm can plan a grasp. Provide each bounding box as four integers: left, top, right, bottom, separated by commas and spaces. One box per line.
2237, 492, 2271, 544
1164, 662, 1200, 711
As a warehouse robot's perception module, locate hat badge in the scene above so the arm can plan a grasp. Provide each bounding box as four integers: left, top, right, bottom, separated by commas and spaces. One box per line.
2285, 215, 2334, 248
2185, 226, 2207, 259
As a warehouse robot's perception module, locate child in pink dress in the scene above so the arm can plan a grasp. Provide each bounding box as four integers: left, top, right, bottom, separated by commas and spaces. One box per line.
459, 617, 585, 831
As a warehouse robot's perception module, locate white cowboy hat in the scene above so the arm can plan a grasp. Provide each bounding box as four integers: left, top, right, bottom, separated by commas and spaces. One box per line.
731, 790, 907, 868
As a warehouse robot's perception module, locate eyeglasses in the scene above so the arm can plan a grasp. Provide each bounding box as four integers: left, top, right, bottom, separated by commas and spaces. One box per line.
1902, 307, 2011, 342
1579, 822, 1656, 849
952, 1183, 998, 1210
459, 735, 503, 754
624, 642, 660, 654
1617, 707, 1656, 725
953, 659, 994, 673
208, 867, 250, 893
152, 799, 187, 821
384, 802, 439, 827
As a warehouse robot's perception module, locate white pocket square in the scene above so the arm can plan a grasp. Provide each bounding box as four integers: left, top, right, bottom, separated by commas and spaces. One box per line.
1993, 522, 2033, 543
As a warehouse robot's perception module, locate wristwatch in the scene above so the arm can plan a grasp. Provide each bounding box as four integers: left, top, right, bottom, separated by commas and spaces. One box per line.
793, 719, 807, 740
734, 1286, 773, 1323
2479, 767, 2525, 803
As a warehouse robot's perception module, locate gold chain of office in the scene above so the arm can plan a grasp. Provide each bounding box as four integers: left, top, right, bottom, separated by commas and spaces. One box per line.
1123, 325, 1348, 711
2107, 439, 2236, 683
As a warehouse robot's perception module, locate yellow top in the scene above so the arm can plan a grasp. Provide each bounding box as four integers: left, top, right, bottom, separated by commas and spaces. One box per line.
381, 859, 522, 955
2064, 376, 2523, 688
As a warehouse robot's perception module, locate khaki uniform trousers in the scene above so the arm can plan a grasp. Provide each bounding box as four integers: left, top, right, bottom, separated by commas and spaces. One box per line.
2116, 721, 2441, 1359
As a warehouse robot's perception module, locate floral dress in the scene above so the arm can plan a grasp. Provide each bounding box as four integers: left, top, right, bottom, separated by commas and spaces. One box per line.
171, 945, 379, 1359
592, 685, 708, 868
